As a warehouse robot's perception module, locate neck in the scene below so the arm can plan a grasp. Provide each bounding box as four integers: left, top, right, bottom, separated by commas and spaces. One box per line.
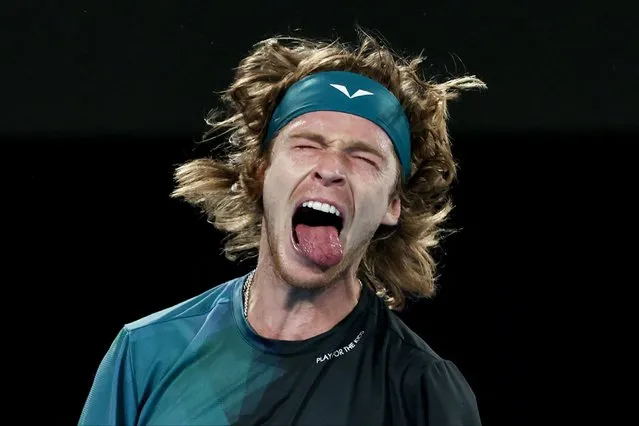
245, 243, 363, 341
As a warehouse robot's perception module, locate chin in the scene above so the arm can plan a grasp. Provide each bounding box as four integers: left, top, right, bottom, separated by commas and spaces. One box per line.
268, 226, 349, 290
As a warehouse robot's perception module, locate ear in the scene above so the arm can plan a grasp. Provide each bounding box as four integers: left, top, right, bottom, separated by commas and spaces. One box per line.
256, 158, 268, 183
381, 195, 401, 226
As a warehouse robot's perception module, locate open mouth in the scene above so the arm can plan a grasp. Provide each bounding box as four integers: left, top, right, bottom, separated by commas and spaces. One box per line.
292, 202, 344, 244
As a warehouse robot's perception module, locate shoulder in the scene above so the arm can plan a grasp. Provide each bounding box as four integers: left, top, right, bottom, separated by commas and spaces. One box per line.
385, 309, 444, 364
108, 276, 244, 392
124, 276, 240, 333
79, 276, 246, 424
380, 308, 482, 425
120, 275, 244, 355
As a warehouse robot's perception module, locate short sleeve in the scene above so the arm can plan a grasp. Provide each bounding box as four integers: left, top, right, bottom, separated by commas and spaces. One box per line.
423, 359, 482, 426
79, 328, 139, 426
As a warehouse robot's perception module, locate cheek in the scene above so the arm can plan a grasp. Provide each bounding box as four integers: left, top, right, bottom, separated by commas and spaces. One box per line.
355, 188, 390, 226
287, 149, 317, 170
262, 155, 298, 202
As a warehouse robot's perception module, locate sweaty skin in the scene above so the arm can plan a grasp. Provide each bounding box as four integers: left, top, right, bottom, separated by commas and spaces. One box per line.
248, 111, 402, 341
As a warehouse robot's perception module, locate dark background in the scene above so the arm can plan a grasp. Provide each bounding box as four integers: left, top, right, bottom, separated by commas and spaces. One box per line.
4, 1, 636, 424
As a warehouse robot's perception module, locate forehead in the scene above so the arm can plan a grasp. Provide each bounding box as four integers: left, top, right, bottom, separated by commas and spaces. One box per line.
278, 111, 394, 151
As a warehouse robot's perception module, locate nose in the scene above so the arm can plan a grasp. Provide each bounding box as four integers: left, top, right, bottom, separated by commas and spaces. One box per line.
312, 155, 346, 187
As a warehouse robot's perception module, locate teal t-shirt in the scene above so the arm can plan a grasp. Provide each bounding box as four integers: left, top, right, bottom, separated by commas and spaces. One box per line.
79, 273, 481, 425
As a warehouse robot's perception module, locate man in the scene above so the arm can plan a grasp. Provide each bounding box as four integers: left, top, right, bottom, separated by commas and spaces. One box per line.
80, 32, 486, 425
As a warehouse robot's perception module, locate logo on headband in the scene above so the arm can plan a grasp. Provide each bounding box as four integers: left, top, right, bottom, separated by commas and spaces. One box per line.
329, 84, 374, 99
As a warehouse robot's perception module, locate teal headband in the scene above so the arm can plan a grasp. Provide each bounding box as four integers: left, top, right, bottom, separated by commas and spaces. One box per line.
264, 71, 412, 181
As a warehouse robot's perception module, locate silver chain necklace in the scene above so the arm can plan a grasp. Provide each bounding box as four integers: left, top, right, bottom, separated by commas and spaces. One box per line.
242, 270, 255, 318
242, 270, 363, 319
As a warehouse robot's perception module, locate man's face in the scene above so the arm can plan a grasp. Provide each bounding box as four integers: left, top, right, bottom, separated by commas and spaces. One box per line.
261, 111, 401, 289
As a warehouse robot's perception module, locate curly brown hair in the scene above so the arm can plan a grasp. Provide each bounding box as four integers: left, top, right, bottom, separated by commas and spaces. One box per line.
170, 30, 486, 310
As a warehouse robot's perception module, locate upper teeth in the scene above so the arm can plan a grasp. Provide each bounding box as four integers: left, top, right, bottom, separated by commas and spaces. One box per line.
302, 201, 341, 217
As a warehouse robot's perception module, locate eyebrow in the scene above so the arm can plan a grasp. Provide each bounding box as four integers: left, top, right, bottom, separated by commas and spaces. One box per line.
289, 131, 386, 160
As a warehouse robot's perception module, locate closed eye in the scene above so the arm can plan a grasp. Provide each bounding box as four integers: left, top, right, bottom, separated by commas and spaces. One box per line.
356, 156, 376, 165
353, 155, 379, 168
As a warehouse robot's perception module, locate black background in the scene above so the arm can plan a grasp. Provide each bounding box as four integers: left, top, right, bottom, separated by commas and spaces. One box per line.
4, 1, 636, 424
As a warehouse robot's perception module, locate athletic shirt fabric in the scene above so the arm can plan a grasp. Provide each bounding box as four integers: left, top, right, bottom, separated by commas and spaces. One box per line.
79, 273, 482, 425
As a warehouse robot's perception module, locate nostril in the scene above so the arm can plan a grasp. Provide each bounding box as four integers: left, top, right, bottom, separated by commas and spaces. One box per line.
313, 170, 345, 185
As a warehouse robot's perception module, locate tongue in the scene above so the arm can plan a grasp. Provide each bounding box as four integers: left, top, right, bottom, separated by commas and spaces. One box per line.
295, 224, 343, 268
